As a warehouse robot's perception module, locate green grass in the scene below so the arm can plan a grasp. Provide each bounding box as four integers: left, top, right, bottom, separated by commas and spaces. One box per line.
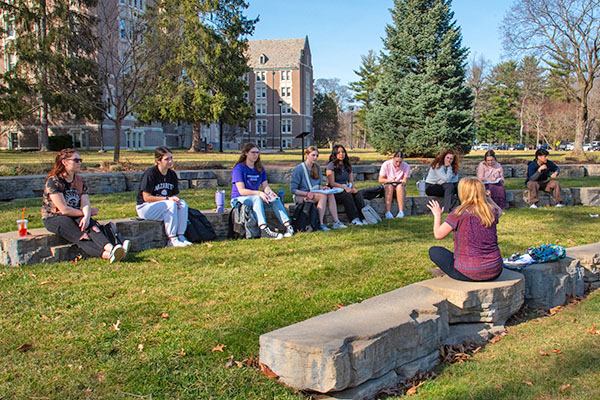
1, 207, 600, 398
3, 177, 600, 234
1, 148, 598, 176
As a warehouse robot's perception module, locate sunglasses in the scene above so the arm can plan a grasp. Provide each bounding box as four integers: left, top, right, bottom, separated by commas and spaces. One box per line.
66, 158, 83, 163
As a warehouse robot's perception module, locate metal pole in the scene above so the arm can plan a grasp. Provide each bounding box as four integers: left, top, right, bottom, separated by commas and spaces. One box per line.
349, 106, 354, 150
278, 99, 283, 152
271, 71, 275, 149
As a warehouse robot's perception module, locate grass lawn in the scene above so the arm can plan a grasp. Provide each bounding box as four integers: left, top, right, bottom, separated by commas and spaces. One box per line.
1, 207, 600, 398
1, 148, 598, 176
2, 177, 600, 234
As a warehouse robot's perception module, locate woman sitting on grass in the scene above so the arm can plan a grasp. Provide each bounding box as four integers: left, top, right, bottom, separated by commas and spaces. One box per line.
136, 146, 192, 247
326, 144, 365, 226
231, 143, 294, 240
290, 146, 346, 231
425, 149, 460, 213
477, 150, 507, 209
42, 148, 128, 263
426, 177, 503, 282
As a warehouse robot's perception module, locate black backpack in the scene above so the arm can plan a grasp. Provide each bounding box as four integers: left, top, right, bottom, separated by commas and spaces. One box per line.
291, 201, 320, 232
185, 208, 217, 243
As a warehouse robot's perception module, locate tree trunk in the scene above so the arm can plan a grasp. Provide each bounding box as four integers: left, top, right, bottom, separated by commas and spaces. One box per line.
519, 98, 525, 145
40, 100, 49, 151
39, 0, 49, 151
573, 99, 587, 155
189, 121, 202, 152
113, 117, 122, 162
219, 119, 224, 153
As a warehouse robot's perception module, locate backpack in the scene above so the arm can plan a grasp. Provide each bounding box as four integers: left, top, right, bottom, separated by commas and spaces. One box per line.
361, 205, 382, 224
228, 202, 260, 239
99, 221, 125, 246
291, 201, 320, 232
185, 208, 217, 243
359, 185, 384, 201
527, 243, 566, 263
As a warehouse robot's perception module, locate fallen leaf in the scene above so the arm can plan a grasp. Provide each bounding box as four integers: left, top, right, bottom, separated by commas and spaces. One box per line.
225, 355, 234, 368
259, 362, 278, 378
160, 313, 169, 319
176, 348, 186, 356
538, 349, 549, 356
494, 385, 503, 390
206, 243, 214, 248
40, 314, 49, 320
220, 242, 227, 246
234, 361, 244, 368
573, 377, 582, 382
149, 258, 160, 266
106, 291, 116, 299
406, 381, 425, 396
559, 384, 571, 391
137, 343, 144, 352
16, 343, 33, 352
490, 335, 503, 343
336, 303, 344, 309
523, 381, 533, 386
40, 280, 51, 285
212, 344, 226, 352
587, 326, 600, 335
111, 320, 120, 331
550, 305, 564, 315
552, 348, 562, 354
218, 262, 226, 267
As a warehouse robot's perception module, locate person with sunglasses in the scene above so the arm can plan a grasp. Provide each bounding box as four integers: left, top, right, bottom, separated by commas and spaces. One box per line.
41, 148, 128, 263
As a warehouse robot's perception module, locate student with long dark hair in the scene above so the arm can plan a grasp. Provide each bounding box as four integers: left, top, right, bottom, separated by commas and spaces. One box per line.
290, 146, 346, 231
427, 177, 503, 281
231, 143, 293, 239
326, 144, 365, 225
425, 149, 460, 213
136, 146, 192, 247
42, 148, 127, 263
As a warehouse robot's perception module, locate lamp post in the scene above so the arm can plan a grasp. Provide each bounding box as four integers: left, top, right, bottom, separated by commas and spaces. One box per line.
278, 99, 283, 152
271, 71, 275, 149
349, 106, 354, 150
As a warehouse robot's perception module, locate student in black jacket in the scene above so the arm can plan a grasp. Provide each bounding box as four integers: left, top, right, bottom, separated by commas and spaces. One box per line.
525, 149, 564, 208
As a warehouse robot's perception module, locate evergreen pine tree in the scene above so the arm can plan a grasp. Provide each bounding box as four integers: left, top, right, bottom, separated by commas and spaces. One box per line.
349, 50, 380, 148
366, 0, 474, 156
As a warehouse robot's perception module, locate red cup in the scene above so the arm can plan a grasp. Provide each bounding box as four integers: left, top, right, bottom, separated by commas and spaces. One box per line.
17, 219, 28, 237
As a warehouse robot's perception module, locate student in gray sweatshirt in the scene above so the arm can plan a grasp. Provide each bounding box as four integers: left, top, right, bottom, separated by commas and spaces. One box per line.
425, 149, 459, 213
290, 146, 346, 231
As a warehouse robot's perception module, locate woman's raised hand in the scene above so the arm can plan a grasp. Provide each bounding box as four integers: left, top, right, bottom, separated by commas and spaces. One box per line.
426, 199, 444, 217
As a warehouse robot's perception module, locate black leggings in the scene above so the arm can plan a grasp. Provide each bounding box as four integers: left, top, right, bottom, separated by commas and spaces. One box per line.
44, 215, 110, 258
334, 190, 365, 221
426, 182, 458, 213
428, 246, 501, 282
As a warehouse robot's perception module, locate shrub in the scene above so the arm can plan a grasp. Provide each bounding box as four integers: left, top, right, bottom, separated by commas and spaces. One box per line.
48, 135, 73, 151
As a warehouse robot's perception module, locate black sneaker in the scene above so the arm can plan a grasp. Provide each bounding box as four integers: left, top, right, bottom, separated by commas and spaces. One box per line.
261, 226, 283, 240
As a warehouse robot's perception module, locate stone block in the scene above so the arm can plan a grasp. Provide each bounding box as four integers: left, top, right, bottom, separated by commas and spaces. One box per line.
0, 175, 46, 200
176, 170, 217, 180
122, 172, 143, 191
259, 284, 449, 393
82, 173, 127, 194
512, 165, 528, 178
409, 165, 429, 179
559, 165, 586, 178
566, 242, 600, 283
315, 371, 399, 400
579, 187, 600, 206
585, 164, 600, 176
267, 168, 293, 184
459, 165, 476, 176
444, 323, 506, 346
507, 189, 528, 208
415, 269, 525, 324
521, 257, 585, 309
212, 169, 231, 186
179, 180, 190, 190
189, 178, 219, 189
502, 165, 513, 178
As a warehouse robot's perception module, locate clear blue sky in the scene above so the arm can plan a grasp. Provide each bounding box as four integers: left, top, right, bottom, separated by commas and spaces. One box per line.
245, 0, 513, 85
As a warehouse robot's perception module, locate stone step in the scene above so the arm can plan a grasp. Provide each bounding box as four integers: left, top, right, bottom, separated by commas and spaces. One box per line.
259, 284, 449, 394
414, 269, 525, 324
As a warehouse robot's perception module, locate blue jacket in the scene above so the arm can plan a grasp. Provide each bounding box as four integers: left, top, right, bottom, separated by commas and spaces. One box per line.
526, 159, 560, 183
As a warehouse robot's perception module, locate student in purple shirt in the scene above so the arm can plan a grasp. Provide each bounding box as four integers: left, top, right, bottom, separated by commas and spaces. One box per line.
426, 177, 503, 281
231, 143, 293, 240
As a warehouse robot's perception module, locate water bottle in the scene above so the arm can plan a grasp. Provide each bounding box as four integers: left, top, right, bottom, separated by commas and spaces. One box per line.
278, 190, 285, 202
416, 179, 426, 196
215, 189, 225, 213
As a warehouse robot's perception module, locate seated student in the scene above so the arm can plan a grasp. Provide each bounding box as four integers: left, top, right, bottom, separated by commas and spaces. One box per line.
290, 146, 347, 231
325, 144, 366, 225
526, 148, 565, 208
426, 177, 503, 282
425, 149, 459, 213
42, 148, 128, 263
136, 146, 192, 247
231, 143, 294, 239
378, 150, 411, 219
477, 150, 507, 209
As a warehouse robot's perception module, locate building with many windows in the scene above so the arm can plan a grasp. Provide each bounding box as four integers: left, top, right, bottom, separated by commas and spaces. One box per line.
242, 37, 314, 149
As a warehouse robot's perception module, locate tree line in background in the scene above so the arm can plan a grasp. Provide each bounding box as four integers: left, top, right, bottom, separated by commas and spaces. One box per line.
0, 0, 255, 161
316, 0, 600, 157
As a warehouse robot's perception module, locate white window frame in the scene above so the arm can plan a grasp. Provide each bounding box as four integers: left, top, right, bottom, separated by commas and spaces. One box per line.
281, 119, 292, 134
255, 138, 266, 148
255, 86, 266, 98
281, 101, 292, 115
255, 102, 267, 115
126, 129, 145, 149
281, 86, 291, 98
282, 138, 292, 149
256, 119, 267, 135
255, 71, 266, 82
280, 70, 291, 81
70, 129, 85, 148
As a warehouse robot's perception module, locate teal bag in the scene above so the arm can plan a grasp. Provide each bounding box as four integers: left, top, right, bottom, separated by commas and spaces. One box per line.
527, 244, 566, 263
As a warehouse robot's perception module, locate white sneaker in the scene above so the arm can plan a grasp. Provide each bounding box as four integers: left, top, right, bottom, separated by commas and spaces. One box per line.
319, 224, 331, 231
529, 203, 538, 209
177, 236, 193, 246
283, 225, 294, 237
168, 238, 188, 247
122, 240, 131, 254
332, 220, 347, 229
351, 218, 363, 226
396, 211, 405, 218
555, 203, 565, 208
109, 244, 125, 263
385, 211, 394, 219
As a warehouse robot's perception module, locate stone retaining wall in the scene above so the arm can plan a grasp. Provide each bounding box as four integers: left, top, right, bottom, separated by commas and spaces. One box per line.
1, 163, 598, 200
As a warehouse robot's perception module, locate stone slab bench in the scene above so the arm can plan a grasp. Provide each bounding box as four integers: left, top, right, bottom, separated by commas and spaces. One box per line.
566, 242, 600, 290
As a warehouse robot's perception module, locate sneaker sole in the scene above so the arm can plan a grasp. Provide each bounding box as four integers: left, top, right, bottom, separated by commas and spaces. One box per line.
110, 246, 125, 264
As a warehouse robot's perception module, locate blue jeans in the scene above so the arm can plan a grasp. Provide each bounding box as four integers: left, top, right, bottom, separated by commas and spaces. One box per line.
231, 195, 290, 227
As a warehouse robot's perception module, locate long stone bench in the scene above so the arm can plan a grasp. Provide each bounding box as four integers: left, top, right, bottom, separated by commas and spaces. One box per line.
259, 246, 593, 400
1, 163, 598, 200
